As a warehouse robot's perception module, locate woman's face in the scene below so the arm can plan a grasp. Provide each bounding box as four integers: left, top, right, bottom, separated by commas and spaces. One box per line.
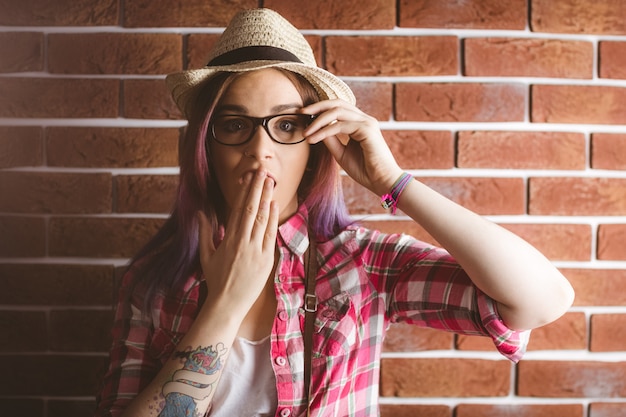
209, 69, 311, 224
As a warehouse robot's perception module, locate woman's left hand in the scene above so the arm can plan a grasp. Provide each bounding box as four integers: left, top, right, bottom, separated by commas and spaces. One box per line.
302, 100, 404, 196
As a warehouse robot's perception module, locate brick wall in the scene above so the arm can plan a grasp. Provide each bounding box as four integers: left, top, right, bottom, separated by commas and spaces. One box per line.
1, 0, 625, 416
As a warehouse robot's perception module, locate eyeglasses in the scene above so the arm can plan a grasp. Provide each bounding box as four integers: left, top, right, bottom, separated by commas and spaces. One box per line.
209, 113, 316, 146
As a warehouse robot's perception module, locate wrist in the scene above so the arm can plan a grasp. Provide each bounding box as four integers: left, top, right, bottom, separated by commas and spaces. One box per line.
380, 171, 413, 215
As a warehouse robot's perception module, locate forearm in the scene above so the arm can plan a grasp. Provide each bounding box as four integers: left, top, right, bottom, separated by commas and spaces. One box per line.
396, 178, 574, 330
120, 302, 245, 417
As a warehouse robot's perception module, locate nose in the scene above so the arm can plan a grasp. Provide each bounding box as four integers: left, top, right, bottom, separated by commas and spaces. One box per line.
243, 124, 275, 160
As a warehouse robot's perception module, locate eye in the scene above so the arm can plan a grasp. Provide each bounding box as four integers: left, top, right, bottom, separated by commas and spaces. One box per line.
275, 116, 305, 133
220, 117, 249, 133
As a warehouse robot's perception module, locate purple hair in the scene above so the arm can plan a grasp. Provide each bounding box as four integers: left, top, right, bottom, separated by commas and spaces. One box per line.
128, 69, 352, 313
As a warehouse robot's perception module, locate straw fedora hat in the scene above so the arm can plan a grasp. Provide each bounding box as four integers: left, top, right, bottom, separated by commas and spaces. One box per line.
165, 8, 356, 119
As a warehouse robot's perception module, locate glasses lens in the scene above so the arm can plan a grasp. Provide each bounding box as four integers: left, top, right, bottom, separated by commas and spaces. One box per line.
268, 114, 311, 144
212, 116, 253, 145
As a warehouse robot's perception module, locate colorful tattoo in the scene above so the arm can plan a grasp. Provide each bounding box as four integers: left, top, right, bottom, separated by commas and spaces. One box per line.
158, 343, 228, 417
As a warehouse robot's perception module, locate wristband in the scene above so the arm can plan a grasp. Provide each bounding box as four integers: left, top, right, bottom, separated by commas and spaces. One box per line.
381, 172, 413, 215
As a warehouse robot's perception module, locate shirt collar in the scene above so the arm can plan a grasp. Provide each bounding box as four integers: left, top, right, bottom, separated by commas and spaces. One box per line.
277, 204, 311, 257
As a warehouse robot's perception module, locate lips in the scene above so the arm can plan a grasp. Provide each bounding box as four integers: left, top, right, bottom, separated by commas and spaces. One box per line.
240, 169, 277, 188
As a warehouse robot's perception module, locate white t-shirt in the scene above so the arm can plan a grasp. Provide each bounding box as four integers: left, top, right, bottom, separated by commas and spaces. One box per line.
209, 336, 278, 416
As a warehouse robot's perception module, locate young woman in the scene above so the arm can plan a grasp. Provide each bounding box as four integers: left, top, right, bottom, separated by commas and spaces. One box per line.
95, 8, 574, 417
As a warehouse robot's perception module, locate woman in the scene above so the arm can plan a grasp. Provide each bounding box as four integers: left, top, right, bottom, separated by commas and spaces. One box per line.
95, 8, 574, 417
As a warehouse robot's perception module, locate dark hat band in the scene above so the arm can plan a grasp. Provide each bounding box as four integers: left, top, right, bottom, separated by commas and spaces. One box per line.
207, 45, 303, 67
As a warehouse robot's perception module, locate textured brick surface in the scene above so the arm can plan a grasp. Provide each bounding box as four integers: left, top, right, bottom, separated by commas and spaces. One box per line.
380, 404, 450, 417
123, 0, 256, 27
399, 0, 527, 29
0, 311, 48, 352
381, 358, 511, 397
590, 314, 626, 352
48, 33, 181, 75
396, 83, 526, 122
326, 36, 458, 76
591, 133, 626, 170
458, 131, 585, 170
599, 41, 626, 79
0, 78, 119, 118
383, 323, 453, 352
564, 268, 626, 307
122, 79, 183, 120
0, 0, 118, 26
597, 224, 626, 260
0, 172, 112, 214
46, 127, 179, 168
49, 310, 113, 352
518, 361, 626, 397
384, 130, 454, 169
0, 216, 46, 257
589, 403, 626, 417
532, 85, 626, 124
456, 404, 583, 417
266, 0, 396, 29
464, 38, 592, 78
348, 82, 393, 121
529, 178, 626, 216
0, 126, 43, 168
0, 32, 43, 73
502, 224, 592, 261
115, 175, 178, 213
531, 0, 626, 34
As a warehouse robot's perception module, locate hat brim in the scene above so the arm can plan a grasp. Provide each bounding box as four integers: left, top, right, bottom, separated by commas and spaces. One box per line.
166, 61, 356, 119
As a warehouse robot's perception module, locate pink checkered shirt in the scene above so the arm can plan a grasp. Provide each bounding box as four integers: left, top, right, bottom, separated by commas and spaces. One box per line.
96, 205, 529, 416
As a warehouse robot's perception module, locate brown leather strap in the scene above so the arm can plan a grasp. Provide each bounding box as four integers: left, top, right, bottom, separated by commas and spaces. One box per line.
303, 234, 318, 416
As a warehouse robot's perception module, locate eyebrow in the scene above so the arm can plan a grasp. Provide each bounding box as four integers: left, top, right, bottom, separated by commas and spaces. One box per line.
215, 103, 303, 115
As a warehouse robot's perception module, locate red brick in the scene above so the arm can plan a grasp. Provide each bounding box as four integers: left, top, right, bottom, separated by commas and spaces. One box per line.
598, 224, 626, 260
458, 131, 585, 170
266, 0, 395, 29
343, 176, 525, 215
591, 133, 626, 170
396, 83, 526, 122
381, 358, 511, 397
115, 175, 178, 213
456, 403, 583, 417
348, 82, 393, 122
48, 33, 181, 75
0, 354, 108, 396
383, 323, 453, 352
123, 0, 255, 27
530, 177, 626, 216
0, 172, 112, 214
0, 263, 115, 306
48, 217, 164, 258
530, 0, 626, 35
380, 404, 450, 417
590, 314, 626, 352
49, 310, 113, 352
384, 130, 454, 169
123, 79, 182, 119
599, 41, 626, 79
457, 312, 587, 352
0, 78, 119, 118
465, 38, 592, 78
0, 126, 43, 168
527, 312, 587, 350
46, 127, 180, 168
532, 85, 626, 124
0, 311, 47, 352
48, 400, 97, 417
0, 32, 43, 73
399, 0, 526, 29
0, 0, 118, 26
326, 36, 457, 77
0, 216, 45, 257
502, 224, 592, 261
518, 360, 626, 397
563, 268, 626, 307
589, 403, 626, 417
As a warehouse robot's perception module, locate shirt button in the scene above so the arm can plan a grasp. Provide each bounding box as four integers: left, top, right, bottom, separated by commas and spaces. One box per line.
279, 408, 291, 417
275, 356, 287, 367
278, 311, 288, 321
278, 274, 286, 283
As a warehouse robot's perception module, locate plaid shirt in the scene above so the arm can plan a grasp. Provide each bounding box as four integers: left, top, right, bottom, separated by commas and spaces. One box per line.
96, 205, 529, 417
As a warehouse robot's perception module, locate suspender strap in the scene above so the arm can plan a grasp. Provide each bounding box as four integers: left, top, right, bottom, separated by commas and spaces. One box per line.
303, 234, 318, 417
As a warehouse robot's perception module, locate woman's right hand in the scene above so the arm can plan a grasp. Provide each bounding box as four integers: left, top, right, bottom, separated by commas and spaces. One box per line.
197, 169, 279, 316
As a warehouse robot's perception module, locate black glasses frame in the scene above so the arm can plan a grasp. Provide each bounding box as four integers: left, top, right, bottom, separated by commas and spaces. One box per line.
209, 113, 317, 146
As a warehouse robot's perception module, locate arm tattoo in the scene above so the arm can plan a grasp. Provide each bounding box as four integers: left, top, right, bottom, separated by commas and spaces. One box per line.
158, 343, 228, 417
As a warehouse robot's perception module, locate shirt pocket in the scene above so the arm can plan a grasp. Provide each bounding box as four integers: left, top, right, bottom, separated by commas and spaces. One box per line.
147, 327, 185, 364
311, 292, 357, 358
